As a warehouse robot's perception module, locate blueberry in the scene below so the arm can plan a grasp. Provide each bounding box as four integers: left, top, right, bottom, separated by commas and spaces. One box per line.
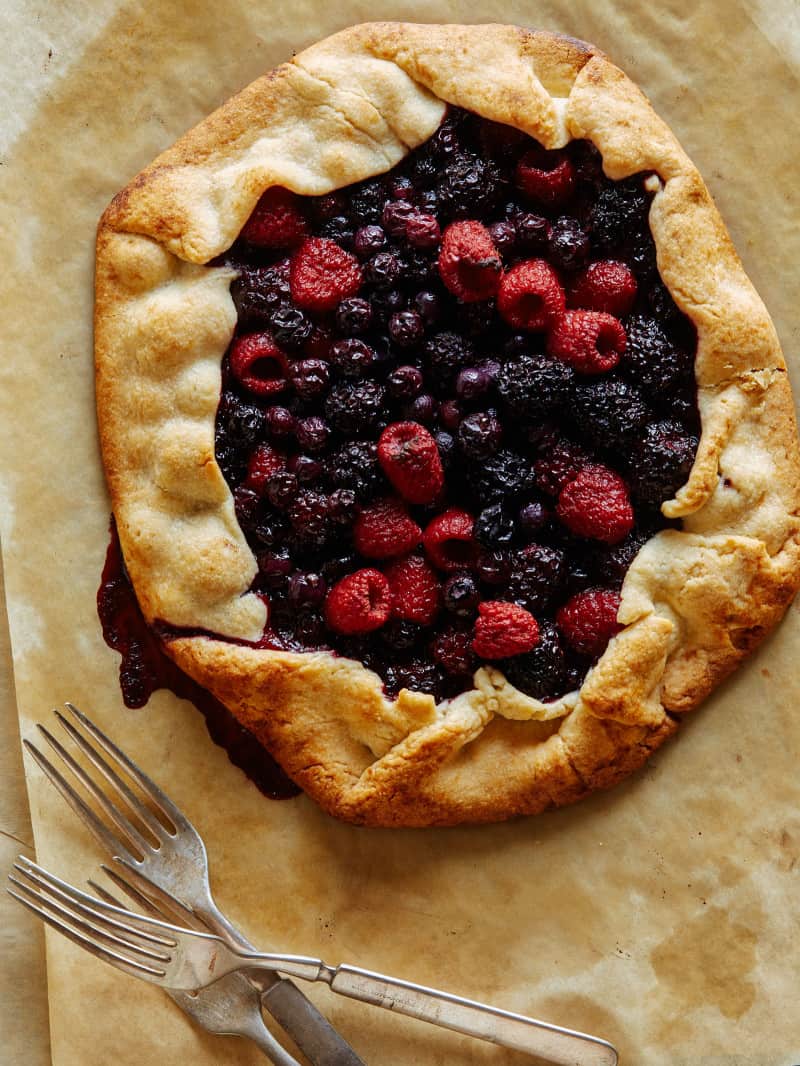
434, 430, 457, 469
256, 549, 293, 588
488, 220, 517, 255
518, 501, 550, 536
548, 217, 590, 271
264, 406, 295, 441
458, 412, 502, 459
475, 549, 512, 586
413, 290, 442, 326
318, 215, 354, 247
455, 367, 492, 402
514, 211, 552, 252
405, 213, 441, 249
265, 471, 299, 510
365, 251, 402, 288
269, 306, 312, 350
289, 358, 330, 401
288, 571, 327, 607
353, 225, 387, 258
331, 338, 375, 378
335, 297, 373, 335
442, 573, 480, 617
382, 200, 416, 236
389, 310, 425, 348
387, 365, 424, 400
403, 393, 438, 426
504, 621, 567, 700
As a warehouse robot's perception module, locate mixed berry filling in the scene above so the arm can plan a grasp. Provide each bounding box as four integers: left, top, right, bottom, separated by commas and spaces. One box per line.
215, 107, 699, 704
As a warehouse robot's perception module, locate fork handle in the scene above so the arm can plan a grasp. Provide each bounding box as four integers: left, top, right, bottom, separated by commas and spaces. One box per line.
326, 965, 618, 1066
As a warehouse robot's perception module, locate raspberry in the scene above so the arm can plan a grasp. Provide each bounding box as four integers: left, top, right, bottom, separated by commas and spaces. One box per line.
377, 422, 444, 505
384, 554, 441, 625
547, 311, 626, 374
628, 420, 699, 506
497, 260, 565, 331
496, 353, 574, 418
472, 602, 540, 659
290, 238, 363, 312
241, 186, 309, 248
430, 627, 476, 676
503, 620, 566, 700
532, 438, 590, 496
557, 589, 622, 658
229, 333, 289, 396
557, 464, 634, 544
422, 508, 476, 572
515, 148, 576, 208
244, 444, 286, 495
438, 221, 502, 303
353, 497, 422, 559
569, 260, 638, 317
325, 569, 391, 635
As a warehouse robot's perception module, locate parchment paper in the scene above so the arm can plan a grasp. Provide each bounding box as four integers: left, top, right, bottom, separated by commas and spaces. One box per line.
2, 2, 800, 1064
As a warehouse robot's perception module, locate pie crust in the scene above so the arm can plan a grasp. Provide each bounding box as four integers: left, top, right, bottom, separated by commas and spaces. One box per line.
95, 23, 800, 826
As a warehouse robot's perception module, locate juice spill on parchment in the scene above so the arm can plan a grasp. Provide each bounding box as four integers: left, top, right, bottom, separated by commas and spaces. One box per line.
97, 519, 300, 800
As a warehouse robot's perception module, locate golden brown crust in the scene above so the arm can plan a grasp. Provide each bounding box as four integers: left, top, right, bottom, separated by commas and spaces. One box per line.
95, 22, 800, 826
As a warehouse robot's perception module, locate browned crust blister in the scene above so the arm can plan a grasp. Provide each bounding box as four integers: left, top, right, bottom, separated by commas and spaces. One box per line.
94, 23, 800, 826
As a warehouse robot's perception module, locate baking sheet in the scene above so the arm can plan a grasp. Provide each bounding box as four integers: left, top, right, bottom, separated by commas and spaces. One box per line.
2, 1, 800, 1063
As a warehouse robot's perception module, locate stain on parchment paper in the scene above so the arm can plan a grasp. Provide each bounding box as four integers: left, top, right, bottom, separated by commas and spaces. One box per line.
649, 904, 761, 1033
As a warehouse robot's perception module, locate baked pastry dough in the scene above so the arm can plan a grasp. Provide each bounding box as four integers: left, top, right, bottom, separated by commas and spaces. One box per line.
95, 23, 800, 825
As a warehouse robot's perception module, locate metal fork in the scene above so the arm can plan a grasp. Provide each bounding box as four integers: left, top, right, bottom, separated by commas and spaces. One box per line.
9, 857, 618, 1066
23, 703, 363, 1066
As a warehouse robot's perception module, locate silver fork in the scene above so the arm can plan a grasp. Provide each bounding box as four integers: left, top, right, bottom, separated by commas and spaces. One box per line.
23, 703, 363, 1066
9, 857, 618, 1066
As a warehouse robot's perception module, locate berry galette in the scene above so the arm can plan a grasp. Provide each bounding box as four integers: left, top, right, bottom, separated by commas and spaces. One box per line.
94, 23, 800, 825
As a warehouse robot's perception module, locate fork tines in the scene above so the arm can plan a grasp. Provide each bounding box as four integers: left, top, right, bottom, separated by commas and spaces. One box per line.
8, 856, 175, 980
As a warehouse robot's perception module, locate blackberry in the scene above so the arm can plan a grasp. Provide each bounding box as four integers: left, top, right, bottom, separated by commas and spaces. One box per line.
532, 437, 588, 496
468, 449, 533, 502
256, 548, 293, 589
318, 215, 354, 247
326, 440, 382, 500
295, 416, 331, 454
269, 306, 312, 350
382, 660, 445, 701
308, 192, 345, 223
438, 152, 503, 219
319, 551, 359, 584
506, 544, 566, 612
647, 279, 682, 326
328, 488, 358, 526
629, 419, 699, 506
287, 490, 331, 548
625, 227, 658, 281
622, 315, 688, 394
497, 354, 574, 418
458, 412, 502, 459
504, 621, 567, 701
474, 503, 515, 547
216, 442, 247, 484
389, 174, 414, 200
265, 471, 299, 510
442, 573, 480, 617
548, 217, 590, 271
324, 381, 385, 435
593, 529, 652, 587
589, 177, 650, 251
563, 655, 591, 692
424, 331, 476, 391
218, 397, 266, 450
251, 513, 289, 549
289, 454, 324, 484
230, 262, 290, 325
330, 338, 375, 378
573, 379, 650, 447
233, 486, 260, 528
335, 297, 373, 335
347, 178, 388, 226
410, 152, 441, 189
